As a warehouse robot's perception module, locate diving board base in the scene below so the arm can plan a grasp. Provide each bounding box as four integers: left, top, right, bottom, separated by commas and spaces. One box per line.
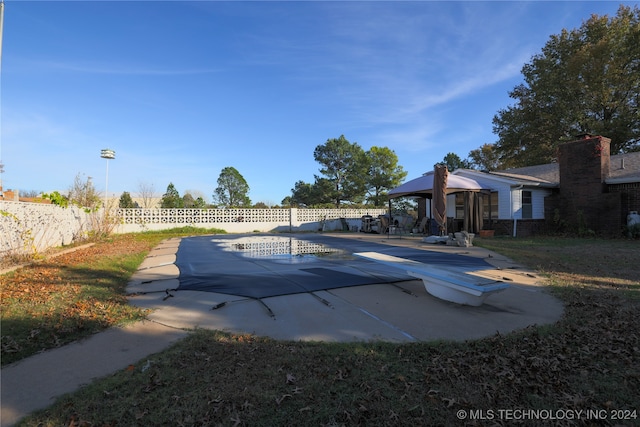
407, 272, 496, 306
354, 252, 509, 306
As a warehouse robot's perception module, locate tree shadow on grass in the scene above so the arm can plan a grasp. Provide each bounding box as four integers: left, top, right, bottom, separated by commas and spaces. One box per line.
1, 262, 147, 366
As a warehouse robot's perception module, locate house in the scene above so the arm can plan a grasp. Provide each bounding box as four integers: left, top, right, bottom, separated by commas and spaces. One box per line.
0, 187, 52, 204
451, 135, 640, 237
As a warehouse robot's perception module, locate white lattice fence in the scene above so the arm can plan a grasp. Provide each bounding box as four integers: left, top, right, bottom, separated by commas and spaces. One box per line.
114, 208, 388, 233
116, 208, 292, 224
296, 208, 387, 222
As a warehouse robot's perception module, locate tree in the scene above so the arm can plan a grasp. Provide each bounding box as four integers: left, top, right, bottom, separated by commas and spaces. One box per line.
441, 153, 472, 171
20, 190, 42, 198
161, 183, 183, 208
194, 197, 206, 208
182, 193, 195, 208
182, 191, 206, 208
254, 200, 278, 208
137, 181, 157, 208
288, 178, 335, 208
365, 146, 407, 207
288, 181, 314, 207
119, 191, 136, 208
213, 167, 251, 208
313, 135, 368, 207
468, 143, 502, 171
68, 173, 100, 209
492, 5, 640, 167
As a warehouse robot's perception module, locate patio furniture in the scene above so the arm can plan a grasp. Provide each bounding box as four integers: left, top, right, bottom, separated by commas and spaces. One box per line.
378, 215, 390, 234
392, 215, 415, 234
360, 215, 374, 233
416, 217, 428, 234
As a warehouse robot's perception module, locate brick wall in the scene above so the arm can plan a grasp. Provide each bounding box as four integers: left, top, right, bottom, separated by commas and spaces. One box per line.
608, 182, 640, 227
550, 135, 624, 235
0, 189, 19, 201
481, 219, 547, 237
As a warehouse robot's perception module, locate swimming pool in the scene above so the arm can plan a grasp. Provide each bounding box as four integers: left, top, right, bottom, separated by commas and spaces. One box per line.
211, 235, 350, 263
174, 234, 491, 299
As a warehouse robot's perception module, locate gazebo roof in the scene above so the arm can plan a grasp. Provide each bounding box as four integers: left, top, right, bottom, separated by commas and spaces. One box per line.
388, 171, 491, 199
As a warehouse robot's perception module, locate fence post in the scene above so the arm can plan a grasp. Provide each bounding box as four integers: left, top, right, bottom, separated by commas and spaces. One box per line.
289, 208, 296, 232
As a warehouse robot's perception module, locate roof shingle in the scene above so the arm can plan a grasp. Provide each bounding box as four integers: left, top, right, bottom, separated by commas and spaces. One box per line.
495, 151, 640, 185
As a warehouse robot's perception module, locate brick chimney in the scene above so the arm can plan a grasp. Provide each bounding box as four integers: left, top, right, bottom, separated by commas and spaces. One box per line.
559, 134, 611, 192
556, 135, 620, 234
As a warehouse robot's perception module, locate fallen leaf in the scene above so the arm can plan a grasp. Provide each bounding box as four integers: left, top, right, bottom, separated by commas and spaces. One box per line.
275, 394, 292, 405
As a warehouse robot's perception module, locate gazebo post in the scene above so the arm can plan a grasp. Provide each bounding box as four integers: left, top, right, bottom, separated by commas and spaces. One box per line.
387, 198, 392, 239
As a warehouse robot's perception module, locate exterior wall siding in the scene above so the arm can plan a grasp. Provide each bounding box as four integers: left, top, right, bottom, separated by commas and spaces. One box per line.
532, 190, 551, 219
426, 177, 549, 222
507, 188, 550, 220
452, 170, 520, 220
510, 187, 523, 219
493, 186, 511, 219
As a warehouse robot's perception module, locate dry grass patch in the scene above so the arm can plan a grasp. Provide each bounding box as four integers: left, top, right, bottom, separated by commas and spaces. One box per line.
1, 228, 224, 366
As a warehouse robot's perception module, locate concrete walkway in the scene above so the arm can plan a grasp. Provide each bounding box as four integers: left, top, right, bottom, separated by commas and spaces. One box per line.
1, 322, 187, 426
1, 233, 564, 426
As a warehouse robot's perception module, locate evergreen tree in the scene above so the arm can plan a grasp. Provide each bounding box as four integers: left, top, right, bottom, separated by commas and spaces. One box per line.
313, 135, 368, 207
119, 191, 136, 208
441, 153, 472, 172
213, 167, 251, 208
161, 183, 183, 208
366, 146, 407, 207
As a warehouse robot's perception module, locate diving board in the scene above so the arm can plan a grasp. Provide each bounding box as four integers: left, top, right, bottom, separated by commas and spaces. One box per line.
354, 252, 509, 306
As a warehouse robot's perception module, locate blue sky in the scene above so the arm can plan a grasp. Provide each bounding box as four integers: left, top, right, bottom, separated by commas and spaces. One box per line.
0, 1, 633, 205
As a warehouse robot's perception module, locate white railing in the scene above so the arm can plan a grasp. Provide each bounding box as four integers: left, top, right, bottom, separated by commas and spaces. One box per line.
114, 207, 388, 233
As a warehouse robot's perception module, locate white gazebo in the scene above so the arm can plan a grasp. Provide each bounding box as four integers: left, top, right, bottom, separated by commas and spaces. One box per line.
388, 170, 492, 234
388, 170, 489, 198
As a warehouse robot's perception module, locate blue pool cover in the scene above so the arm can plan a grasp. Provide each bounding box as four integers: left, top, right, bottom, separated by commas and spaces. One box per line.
175, 234, 491, 299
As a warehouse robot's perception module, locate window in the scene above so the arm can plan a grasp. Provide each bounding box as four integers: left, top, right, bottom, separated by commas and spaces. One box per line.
522, 190, 532, 219
455, 193, 464, 219
483, 192, 499, 219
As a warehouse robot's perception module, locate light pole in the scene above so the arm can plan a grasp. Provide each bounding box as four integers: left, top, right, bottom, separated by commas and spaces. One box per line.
100, 149, 115, 213
1, 1, 5, 199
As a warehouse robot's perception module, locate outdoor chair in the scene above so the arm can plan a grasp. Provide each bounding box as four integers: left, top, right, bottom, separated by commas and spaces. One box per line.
378, 215, 390, 234
417, 217, 428, 234
401, 216, 415, 233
